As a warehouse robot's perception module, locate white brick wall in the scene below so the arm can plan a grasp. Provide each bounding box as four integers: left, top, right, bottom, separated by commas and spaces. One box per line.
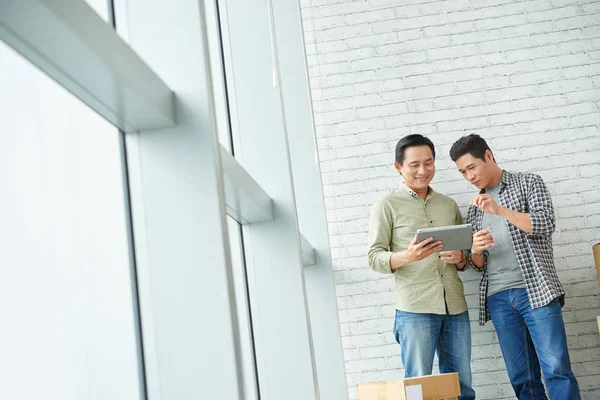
300, 0, 600, 398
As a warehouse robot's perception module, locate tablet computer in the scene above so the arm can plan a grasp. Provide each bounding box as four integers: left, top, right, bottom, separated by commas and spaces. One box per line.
416, 224, 473, 251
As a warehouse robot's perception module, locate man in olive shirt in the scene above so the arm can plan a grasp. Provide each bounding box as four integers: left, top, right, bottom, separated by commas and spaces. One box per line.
368, 134, 475, 400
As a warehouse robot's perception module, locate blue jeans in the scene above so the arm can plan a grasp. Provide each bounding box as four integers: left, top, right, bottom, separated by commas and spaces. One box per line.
393, 310, 475, 400
488, 289, 580, 400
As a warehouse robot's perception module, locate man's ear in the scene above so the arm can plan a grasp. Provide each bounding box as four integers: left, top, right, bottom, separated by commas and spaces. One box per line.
485, 149, 494, 162
394, 161, 402, 176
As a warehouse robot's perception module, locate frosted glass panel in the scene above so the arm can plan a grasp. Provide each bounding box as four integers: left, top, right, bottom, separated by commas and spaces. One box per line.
0, 39, 142, 400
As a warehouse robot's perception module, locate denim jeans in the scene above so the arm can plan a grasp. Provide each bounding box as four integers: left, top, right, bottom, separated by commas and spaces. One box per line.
393, 310, 475, 400
488, 288, 580, 400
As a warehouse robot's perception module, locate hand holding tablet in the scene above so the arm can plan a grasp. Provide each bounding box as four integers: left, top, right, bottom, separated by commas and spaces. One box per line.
404, 234, 443, 263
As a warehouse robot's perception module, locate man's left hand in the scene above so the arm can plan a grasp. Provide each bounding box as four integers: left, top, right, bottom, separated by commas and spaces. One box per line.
471, 194, 502, 215
440, 250, 463, 265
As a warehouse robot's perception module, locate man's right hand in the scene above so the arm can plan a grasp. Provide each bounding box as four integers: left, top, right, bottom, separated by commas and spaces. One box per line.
405, 234, 443, 262
390, 235, 443, 271
472, 228, 494, 255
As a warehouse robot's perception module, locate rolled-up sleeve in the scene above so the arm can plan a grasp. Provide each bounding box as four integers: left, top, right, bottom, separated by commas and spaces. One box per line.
466, 205, 486, 273
526, 174, 555, 236
367, 198, 394, 274
467, 250, 488, 273
454, 202, 469, 271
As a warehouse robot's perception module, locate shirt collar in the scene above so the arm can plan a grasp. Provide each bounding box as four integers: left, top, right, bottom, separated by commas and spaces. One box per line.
401, 183, 436, 200
500, 170, 512, 185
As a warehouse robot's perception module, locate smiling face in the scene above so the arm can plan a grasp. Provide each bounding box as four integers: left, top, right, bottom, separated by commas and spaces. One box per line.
394, 145, 435, 193
454, 149, 496, 190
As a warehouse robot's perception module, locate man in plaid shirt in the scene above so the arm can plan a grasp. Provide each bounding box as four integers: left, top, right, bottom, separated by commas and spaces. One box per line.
450, 134, 580, 399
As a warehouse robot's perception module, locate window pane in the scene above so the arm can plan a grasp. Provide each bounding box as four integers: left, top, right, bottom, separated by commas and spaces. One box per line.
0, 40, 142, 400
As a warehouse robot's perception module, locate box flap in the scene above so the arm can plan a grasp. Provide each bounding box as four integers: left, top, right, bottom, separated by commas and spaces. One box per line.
357, 372, 460, 400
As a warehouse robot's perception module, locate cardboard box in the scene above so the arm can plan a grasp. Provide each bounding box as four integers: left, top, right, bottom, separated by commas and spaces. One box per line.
597, 316, 600, 335
594, 242, 600, 285
357, 372, 461, 400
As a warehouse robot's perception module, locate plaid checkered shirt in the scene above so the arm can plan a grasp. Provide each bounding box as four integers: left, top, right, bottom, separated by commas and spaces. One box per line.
467, 170, 565, 326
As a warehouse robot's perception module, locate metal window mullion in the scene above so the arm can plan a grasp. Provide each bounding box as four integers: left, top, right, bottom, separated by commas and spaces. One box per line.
108, 1, 149, 399
219, 0, 320, 397
271, 1, 349, 398
112, 0, 245, 399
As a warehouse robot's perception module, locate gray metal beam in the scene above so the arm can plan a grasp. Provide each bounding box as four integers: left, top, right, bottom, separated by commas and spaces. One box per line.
0, 0, 175, 132
220, 145, 274, 225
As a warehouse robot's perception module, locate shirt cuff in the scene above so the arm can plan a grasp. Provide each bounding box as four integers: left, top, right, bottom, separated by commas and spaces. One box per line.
528, 212, 553, 236
468, 250, 488, 272
374, 251, 394, 274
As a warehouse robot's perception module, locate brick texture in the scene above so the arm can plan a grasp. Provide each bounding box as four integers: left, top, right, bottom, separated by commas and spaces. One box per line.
300, 0, 600, 398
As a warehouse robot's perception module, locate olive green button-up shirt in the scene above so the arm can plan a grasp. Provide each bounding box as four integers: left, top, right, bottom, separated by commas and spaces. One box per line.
367, 184, 468, 315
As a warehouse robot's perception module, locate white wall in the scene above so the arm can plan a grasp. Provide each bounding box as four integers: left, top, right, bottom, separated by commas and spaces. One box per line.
0, 38, 141, 400
299, 0, 600, 398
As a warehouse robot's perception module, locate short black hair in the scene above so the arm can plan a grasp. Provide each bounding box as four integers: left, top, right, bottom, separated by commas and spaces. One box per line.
395, 134, 435, 165
449, 134, 492, 162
